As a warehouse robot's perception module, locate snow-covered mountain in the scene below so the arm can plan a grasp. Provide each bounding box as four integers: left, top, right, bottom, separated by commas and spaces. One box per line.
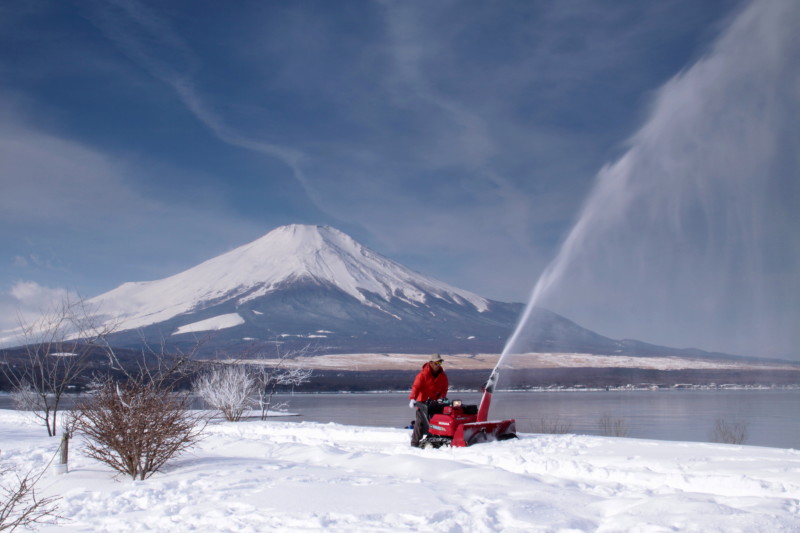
91, 225, 523, 354
89, 224, 742, 359
93, 225, 487, 328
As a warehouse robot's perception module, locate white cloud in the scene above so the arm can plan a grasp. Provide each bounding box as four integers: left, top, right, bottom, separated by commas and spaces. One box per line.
9, 280, 72, 309
0, 281, 76, 342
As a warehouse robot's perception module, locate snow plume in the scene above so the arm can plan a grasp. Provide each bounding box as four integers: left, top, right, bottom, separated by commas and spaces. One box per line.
504, 0, 800, 361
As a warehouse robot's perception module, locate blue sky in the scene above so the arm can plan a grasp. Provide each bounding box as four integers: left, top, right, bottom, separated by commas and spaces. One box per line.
1, 1, 797, 357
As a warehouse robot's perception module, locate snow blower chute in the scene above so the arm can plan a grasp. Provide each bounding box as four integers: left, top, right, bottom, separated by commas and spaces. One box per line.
420, 370, 517, 448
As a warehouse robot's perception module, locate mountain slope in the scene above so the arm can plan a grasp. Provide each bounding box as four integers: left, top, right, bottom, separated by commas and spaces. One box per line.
92, 225, 491, 330
92, 225, 523, 354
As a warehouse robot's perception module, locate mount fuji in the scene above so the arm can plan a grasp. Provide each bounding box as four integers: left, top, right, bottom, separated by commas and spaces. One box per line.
91, 224, 526, 355
87, 224, 731, 359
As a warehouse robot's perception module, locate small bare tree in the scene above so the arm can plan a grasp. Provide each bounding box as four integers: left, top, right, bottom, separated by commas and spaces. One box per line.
1, 296, 118, 436
71, 378, 204, 480
710, 417, 748, 445
248, 346, 313, 421
0, 461, 60, 531
598, 414, 630, 437
193, 364, 256, 422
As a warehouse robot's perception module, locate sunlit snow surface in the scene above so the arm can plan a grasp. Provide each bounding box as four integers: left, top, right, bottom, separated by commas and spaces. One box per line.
2, 410, 799, 532
172, 313, 245, 335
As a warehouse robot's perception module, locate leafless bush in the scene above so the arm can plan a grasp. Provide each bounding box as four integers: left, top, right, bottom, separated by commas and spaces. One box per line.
530, 418, 573, 434
72, 379, 204, 480
598, 414, 630, 437
193, 364, 256, 422
0, 462, 60, 532
710, 418, 748, 445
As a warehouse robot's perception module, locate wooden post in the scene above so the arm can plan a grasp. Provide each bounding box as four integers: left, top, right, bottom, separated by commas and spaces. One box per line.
55, 433, 69, 474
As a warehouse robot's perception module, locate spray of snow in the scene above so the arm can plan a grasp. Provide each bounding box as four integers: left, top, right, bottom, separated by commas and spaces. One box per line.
500, 0, 800, 370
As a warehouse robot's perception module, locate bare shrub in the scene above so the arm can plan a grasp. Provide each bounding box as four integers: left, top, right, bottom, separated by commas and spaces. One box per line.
531, 418, 573, 434
72, 379, 204, 480
598, 414, 630, 437
193, 364, 256, 422
710, 418, 748, 445
0, 462, 60, 532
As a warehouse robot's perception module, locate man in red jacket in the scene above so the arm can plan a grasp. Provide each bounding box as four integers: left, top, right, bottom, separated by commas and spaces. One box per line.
408, 355, 449, 447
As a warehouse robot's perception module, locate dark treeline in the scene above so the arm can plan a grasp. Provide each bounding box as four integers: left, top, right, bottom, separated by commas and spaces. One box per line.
282, 368, 800, 393
2, 343, 797, 393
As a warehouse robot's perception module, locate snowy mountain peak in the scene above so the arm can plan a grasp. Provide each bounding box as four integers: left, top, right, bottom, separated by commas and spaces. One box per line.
90, 225, 490, 332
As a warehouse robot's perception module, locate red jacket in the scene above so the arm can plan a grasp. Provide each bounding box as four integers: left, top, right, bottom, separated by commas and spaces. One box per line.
409, 362, 448, 402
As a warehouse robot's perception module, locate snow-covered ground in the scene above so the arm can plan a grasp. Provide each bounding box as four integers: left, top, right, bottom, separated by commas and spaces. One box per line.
1, 409, 799, 532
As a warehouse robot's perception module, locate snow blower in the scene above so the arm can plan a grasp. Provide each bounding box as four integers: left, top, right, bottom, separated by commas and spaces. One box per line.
419, 369, 516, 448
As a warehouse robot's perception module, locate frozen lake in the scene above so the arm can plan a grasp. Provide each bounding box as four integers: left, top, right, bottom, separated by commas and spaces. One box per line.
2, 388, 797, 448
266, 389, 800, 449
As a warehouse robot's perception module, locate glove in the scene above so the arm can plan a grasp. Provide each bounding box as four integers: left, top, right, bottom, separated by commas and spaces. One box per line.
409, 399, 416, 409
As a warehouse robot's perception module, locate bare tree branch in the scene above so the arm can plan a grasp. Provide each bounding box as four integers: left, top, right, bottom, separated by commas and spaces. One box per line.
0, 461, 61, 531
710, 417, 748, 444
98, 330, 210, 390
244, 343, 314, 420
193, 364, 256, 422
0, 295, 119, 436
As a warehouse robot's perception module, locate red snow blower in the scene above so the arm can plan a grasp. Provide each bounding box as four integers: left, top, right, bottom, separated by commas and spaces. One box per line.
419, 370, 516, 448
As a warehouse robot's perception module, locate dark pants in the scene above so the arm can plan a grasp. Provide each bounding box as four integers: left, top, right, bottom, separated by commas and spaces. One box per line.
410, 401, 444, 446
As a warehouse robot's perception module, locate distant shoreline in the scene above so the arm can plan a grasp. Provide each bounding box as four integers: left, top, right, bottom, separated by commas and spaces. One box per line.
223, 351, 800, 372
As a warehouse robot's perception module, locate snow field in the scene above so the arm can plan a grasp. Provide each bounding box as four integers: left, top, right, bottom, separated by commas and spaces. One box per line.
1, 410, 799, 532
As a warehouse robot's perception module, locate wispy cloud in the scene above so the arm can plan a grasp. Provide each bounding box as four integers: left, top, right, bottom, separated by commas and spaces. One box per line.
74, 1, 741, 307
85, 0, 326, 211
82, 0, 552, 298
0, 102, 263, 296
4, 0, 775, 341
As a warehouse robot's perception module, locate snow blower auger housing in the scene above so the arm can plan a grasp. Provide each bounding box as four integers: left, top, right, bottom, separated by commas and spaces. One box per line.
419, 398, 517, 449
